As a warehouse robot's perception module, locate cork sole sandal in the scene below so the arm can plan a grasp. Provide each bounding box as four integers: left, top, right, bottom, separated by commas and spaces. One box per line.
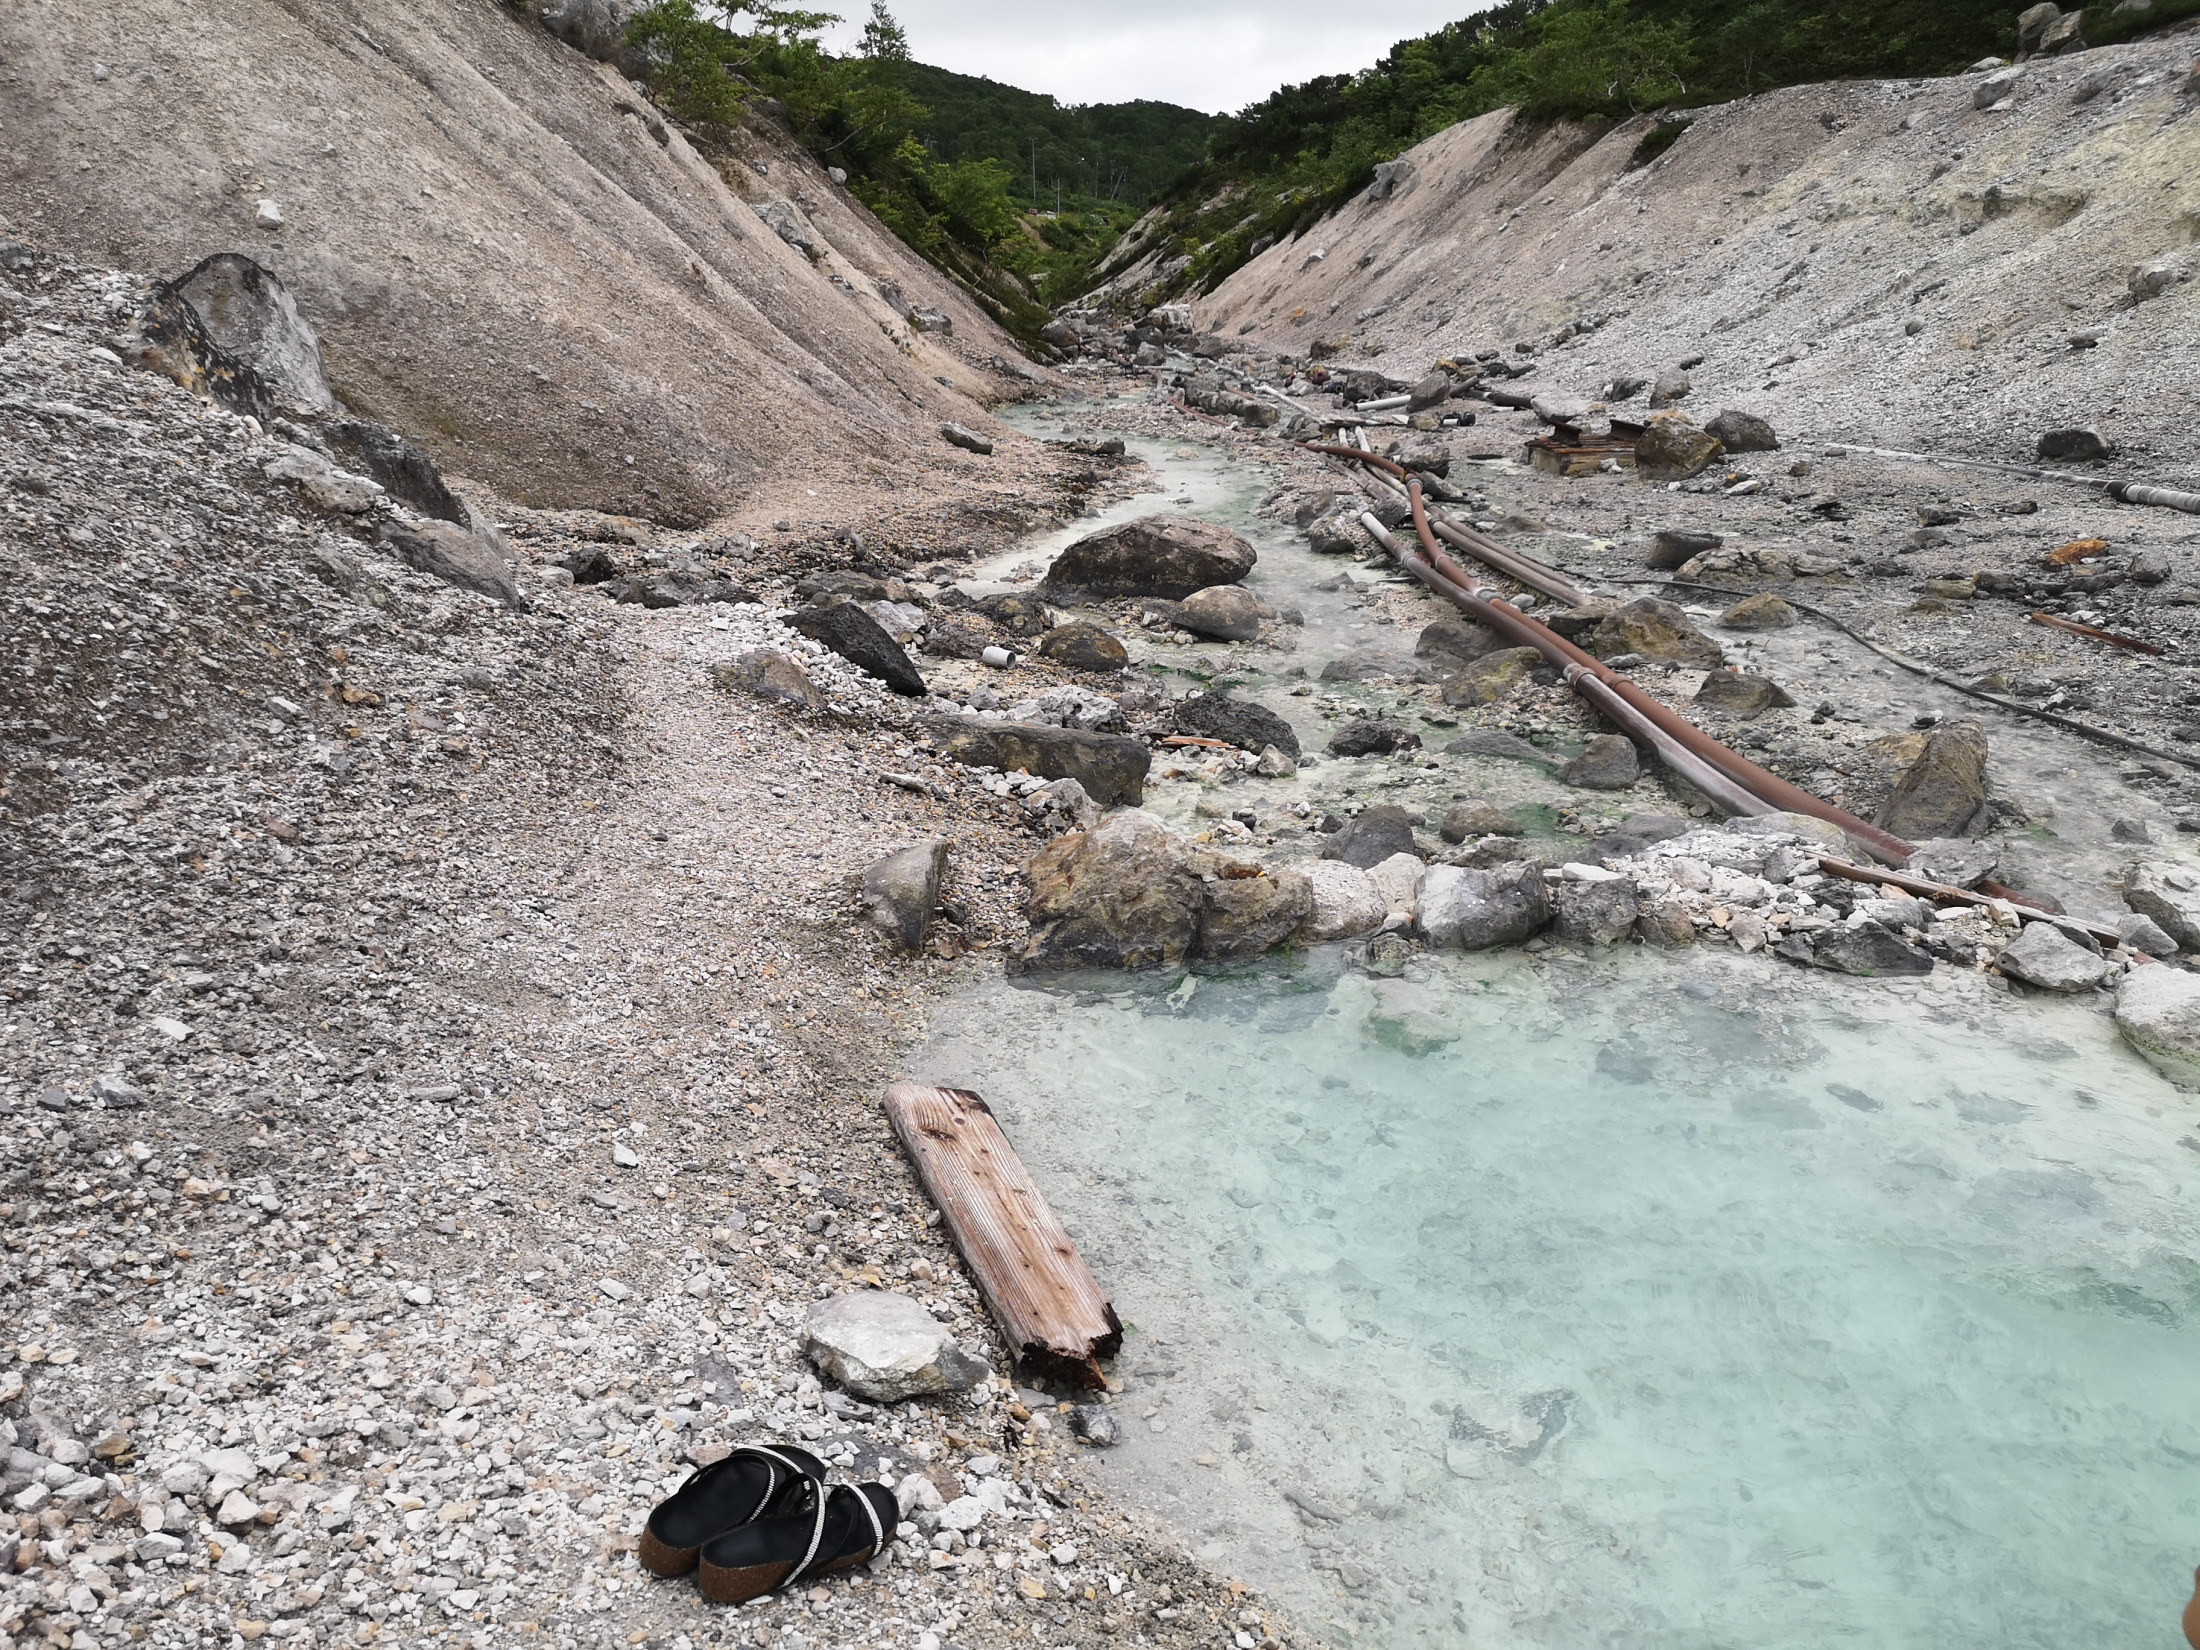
695, 1480, 896, 1605
639, 1445, 826, 1579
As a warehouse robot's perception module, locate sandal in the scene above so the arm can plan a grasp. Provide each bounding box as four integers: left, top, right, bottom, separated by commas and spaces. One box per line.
695, 1479, 897, 1604
639, 1444, 827, 1578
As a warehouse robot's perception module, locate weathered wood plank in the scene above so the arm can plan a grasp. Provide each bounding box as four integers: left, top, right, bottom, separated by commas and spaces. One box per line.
884, 1082, 1121, 1388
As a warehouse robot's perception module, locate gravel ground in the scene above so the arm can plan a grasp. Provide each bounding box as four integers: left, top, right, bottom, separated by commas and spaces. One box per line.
0, 252, 1311, 1650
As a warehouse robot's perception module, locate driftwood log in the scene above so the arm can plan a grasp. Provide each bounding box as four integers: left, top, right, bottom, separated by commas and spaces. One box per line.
883, 1083, 1121, 1388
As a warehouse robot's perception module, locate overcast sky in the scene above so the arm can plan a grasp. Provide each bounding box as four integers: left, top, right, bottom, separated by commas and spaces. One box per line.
816, 1, 1489, 115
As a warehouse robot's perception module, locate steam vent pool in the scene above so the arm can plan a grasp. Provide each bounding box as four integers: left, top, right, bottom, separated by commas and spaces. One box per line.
917, 946, 2200, 1647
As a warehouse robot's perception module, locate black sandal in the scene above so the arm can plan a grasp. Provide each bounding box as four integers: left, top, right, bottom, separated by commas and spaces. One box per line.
639, 1444, 827, 1578
695, 1479, 897, 1604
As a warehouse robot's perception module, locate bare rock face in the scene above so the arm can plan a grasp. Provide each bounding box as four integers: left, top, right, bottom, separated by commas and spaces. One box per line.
862, 840, 949, 953
1588, 598, 1723, 667
1633, 416, 1724, 481
2114, 964, 2200, 1086
1042, 515, 1257, 599
169, 254, 338, 413
380, 520, 522, 611
932, 719, 1150, 807
1876, 719, 1990, 839
804, 1292, 986, 1402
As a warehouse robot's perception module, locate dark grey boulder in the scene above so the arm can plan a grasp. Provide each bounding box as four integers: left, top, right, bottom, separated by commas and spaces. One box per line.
972, 592, 1055, 636
1444, 729, 1553, 765
1814, 920, 1934, 977
1648, 530, 1722, 570
1555, 878, 1640, 946
711, 650, 824, 710
170, 253, 338, 413
1321, 804, 1421, 869
788, 603, 926, 697
2037, 427, 2113, 462
381, 520, 522, 610
1174, 691, 1299, 758
1556, 734, 1641, 790
1042, 515, 1257, 599
1328, 718, 1422, 758
863, 840, 950, 953
932, 719, 1150, 806
562, 545, 622, 586
1693, 672, 1796, 716
941, 422, 994, 455
1877, 719, 1990, 839
1416, 617, 1505, 666
326, 421, 465, 523
1705, 409, 1780, 452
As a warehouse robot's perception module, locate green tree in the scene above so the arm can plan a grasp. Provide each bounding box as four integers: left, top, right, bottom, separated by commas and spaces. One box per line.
623, 0, 841, 126
858, 1, 910, 62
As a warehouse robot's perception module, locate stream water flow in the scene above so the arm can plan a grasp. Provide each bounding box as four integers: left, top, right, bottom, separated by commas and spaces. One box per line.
922, 401, 2200, 1646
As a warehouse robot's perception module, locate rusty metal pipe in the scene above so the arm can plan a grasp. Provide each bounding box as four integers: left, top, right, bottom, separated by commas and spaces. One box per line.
1320, 441, 1920, 866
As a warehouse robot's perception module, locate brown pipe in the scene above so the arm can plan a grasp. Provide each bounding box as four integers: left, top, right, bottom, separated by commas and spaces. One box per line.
1317, 444, 1589, 605
1315, 440, 1920, 867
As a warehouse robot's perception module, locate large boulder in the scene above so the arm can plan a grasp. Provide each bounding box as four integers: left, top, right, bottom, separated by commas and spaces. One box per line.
787, 604, 926, 697
1705, 409, 1780, 452
1634, 416, 1723, 481
2113, 964, 2200, 1087
1298, 862, 1386, 942
1876, 719, 1990, 839
1555, 875, 1639, 946
803, 1292, 986, 1401
1035, 622, 1128, 672
1416, 862, 1552, 950
1173, 690, 1299, 758
2123, 862, 2200, 951
1018, 813, 1305, 969
1175, 585, 1265, 641
1588, 598, 1723, 667
932, 719, 1150, 807
1693, 671, 1795, 716
380, 520, 522, 610
170, 253, 338, 413
862, 840, 949, 953
1322, 805, 1421, 869
1329, 718, 1422, 757
1556, 734, 1641, 790
1440, 646, 1542, 706
1041, 515, 1257, 599
1994, 920, 2104, 992
1197, 867, 1314, 959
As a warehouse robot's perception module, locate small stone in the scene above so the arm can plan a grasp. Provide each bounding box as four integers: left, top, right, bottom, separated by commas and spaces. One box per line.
1069, 1404, 1120, 1446
940, 423, 993, 455
1034, 622, 1128, 673
1692, 672, 1795, 716
2110, 817, 2153, 844
1554, 878, 1639, 946
254, 199, 284, 229
2124, 862, 2200, 950
862, 839, 950, 953
1648, 368, 1692, 408
1813, 920, 1934, 977
1254, 744, 1297, 777
596, 1277, 632, 1302
1647, 530, 1722, 570
1320, 804, 1420, 869
1327, 718, 1423, 757
2118, 912, 2179, 956
216, 1490, 260, 1528
1439, 646, 1542, 707
611, 1142, 640, 1168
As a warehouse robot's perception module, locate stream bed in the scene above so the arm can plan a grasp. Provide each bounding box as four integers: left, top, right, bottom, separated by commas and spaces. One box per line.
915, 397, 2200, 1646
917, 950, 2200, 1648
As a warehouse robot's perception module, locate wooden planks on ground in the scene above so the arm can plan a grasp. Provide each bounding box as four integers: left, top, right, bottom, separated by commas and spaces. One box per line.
884, 1082, 1121, 1388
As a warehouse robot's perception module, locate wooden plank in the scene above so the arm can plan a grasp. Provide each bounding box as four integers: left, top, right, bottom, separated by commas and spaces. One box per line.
884, 1083, 1122, 1388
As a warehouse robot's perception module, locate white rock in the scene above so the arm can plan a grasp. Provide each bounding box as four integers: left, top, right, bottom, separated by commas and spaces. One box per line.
804, 1292, 986, 1401
216, 1489, 259, 1528
596, 1278, 632, 1302
1559, 862, 1626, 883
2113, 964, 2200, 1086
10, 1483, 49, 1514
937, 1496, 987, 1532
255, 198, 285, 228
199, 1448, 254, 1483
895, 1472, 945, 1516
612, 1142, 640, 1168
1364, 851, 1424, 917
1297, 860, 1385, 942
151, 1016, 191, 1041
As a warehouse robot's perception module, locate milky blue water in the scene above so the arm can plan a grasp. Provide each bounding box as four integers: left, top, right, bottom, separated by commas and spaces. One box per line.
917, 948, 2200, 1648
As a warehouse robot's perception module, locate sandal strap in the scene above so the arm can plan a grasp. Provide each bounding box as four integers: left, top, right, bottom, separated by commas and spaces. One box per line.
849, 1483, 886, 1557
782, 1485, 835, 1586
733, 1444, 813, 1503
